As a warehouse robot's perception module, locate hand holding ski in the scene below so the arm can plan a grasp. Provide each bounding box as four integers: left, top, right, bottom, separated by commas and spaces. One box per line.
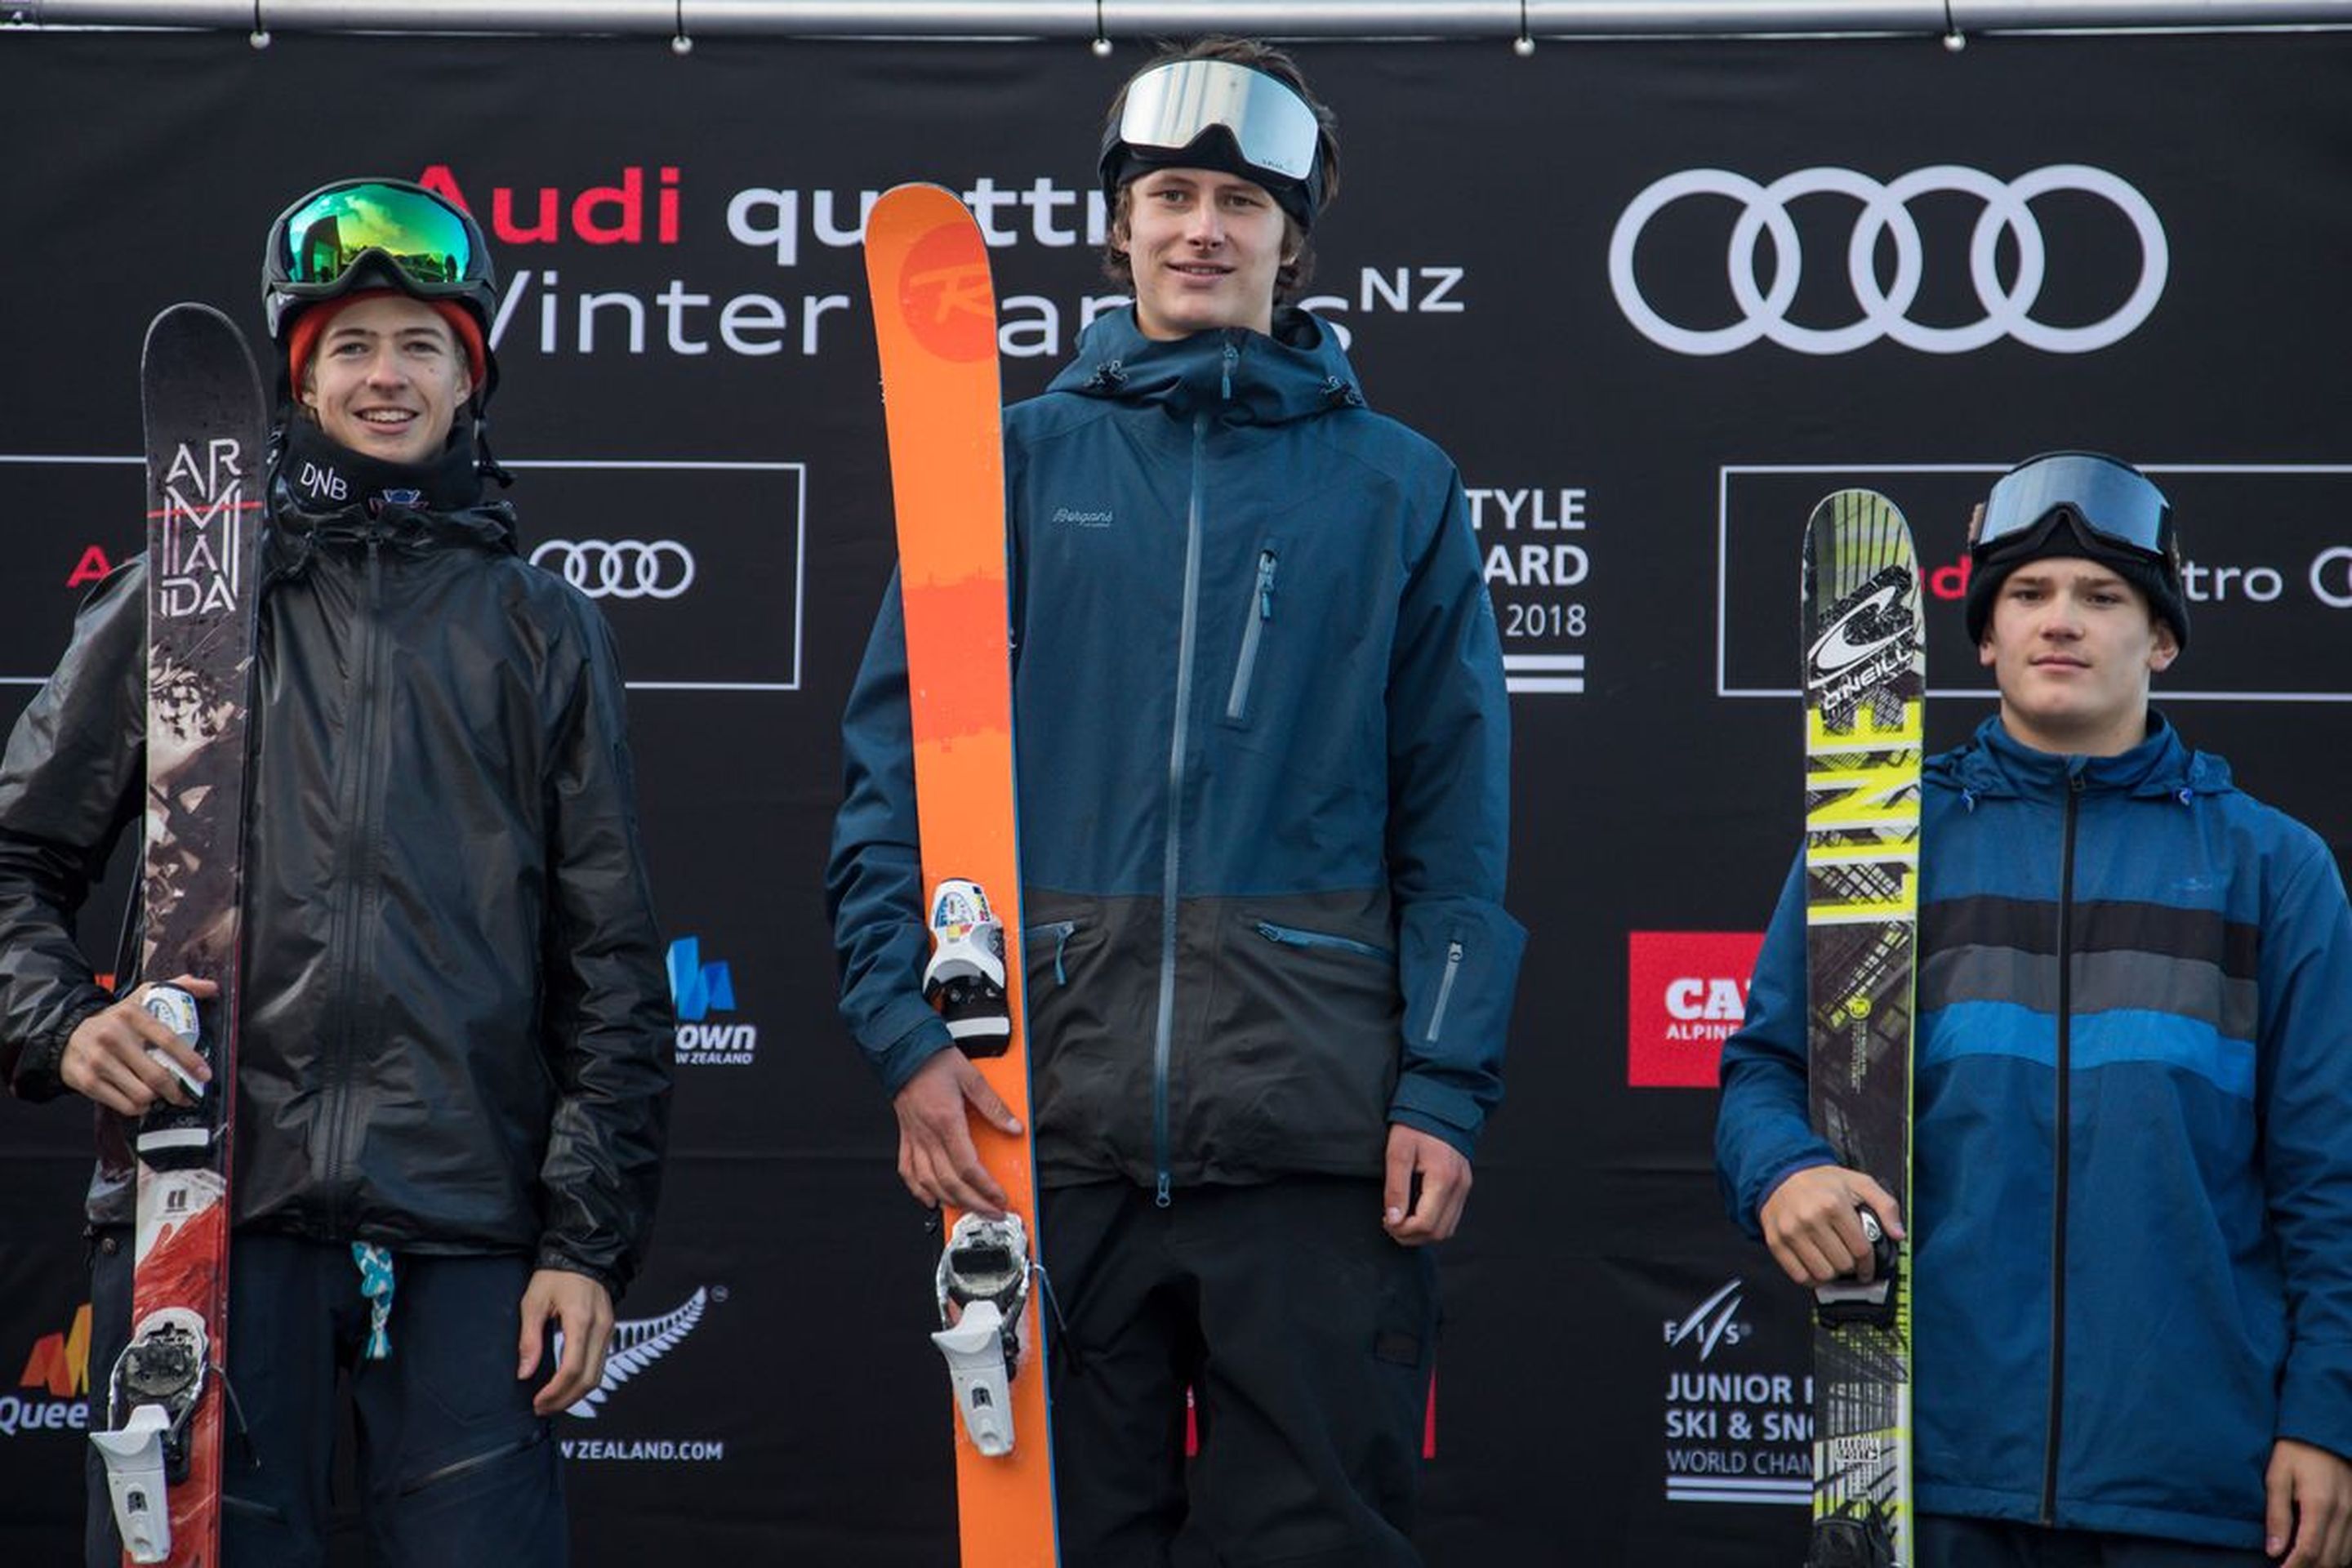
60, 978, 218, 1117
1759, 1164, 1904, 1288
893, 1049, 1022, 1218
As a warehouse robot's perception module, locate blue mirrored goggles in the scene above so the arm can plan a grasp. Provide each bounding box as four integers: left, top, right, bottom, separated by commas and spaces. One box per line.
1969, 452, 2174, 564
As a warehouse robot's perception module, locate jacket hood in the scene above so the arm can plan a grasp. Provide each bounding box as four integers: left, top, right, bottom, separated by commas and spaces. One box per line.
1929, 710, 2234, 802
1047, 305, 1365, 426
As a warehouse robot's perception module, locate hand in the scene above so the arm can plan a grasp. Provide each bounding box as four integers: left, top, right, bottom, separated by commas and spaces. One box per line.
58, 978, 217, 1116
519, 1267, 615, 1418
2266, 1437, 2352, 1567
1382, 1124, 1472, 1245
1757, 1164, 1905, 1289
892, 1049, 1021, 1218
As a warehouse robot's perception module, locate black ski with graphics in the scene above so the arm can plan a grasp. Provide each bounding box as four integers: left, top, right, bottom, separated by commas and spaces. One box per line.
1801, 490, 1924, 1568
90, 303, 268, 1568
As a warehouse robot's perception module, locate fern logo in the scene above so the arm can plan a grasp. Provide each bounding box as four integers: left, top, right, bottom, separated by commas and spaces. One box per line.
561, 1286, 715, 1419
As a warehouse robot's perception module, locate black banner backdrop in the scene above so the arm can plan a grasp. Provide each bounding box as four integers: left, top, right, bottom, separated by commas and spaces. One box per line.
2, 30, 2348, 1566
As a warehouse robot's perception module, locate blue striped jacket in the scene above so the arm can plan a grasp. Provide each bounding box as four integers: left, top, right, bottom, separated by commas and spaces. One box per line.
1717, 713, 2352, 1548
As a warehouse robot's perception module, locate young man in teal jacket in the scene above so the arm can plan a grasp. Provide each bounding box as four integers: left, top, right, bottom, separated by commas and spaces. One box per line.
1717, 452, 2352, 1568
830, 38, 1522, 1566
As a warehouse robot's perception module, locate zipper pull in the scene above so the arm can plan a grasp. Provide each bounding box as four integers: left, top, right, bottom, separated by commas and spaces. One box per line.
1155, 1173, 1172, 1209
1220, 340, 1238, 401
1255, 550, 1276, 619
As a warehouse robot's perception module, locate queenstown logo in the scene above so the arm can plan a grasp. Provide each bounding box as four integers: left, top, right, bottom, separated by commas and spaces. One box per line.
667, 936, 756, 1067
1664, 1280, 1753, 1362
1051, 506, 1115, 529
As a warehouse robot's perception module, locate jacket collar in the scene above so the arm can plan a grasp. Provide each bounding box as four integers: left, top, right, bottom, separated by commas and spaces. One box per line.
1936, 710, 2233, 802
1047, 305, 1365, 427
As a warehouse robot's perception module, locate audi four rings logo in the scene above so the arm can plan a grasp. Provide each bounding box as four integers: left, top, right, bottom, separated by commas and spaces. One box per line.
531, 539, 697, 599
1608, 165, 2167, 356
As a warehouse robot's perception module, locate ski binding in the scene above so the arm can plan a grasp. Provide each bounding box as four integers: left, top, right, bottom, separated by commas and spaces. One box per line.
924, 878, 1011, 1055
930, 1212, 1033, 1458
92, 1304, 214, 1562
1813, 1205, 1900, 1328
1808, 1503, 1899, 1568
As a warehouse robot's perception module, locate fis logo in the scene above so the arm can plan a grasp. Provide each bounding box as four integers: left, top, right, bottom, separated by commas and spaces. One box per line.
1627, 932, 1764, 1087
2, 1303, 92, 1438
1664, 1280, 1753, 1361
667, 937, 757, 1067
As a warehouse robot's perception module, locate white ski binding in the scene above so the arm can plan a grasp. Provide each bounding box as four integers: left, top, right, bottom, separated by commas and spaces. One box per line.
91, 1305, 212, 1563
924, 879, 1011, 1055
930, 1212, 1032, 1458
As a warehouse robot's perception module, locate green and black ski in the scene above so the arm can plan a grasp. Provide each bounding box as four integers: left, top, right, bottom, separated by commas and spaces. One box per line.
1800, 490, 1924, 1568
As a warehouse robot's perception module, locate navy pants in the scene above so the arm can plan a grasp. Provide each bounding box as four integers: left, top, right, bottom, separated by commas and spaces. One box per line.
87, 1231, 566, 1568
1041, 1178, 1438, 1568
1919, 1517, 2271, 1566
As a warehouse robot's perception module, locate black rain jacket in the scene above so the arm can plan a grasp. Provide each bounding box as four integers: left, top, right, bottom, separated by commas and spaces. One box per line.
0, 484, 672, 1295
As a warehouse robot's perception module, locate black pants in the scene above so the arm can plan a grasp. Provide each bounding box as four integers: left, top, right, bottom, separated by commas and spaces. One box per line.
87, 1231, 567, 1568
1041, 1178, 1438, 1568
1919, 1516, 2270, 1567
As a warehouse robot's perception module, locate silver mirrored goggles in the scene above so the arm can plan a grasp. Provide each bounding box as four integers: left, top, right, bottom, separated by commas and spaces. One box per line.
1102, 58, 1324, 216
1969, 452, 2175, 564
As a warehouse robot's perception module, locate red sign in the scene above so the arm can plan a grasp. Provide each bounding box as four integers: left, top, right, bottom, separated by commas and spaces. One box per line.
1627, 931, 1764, 1088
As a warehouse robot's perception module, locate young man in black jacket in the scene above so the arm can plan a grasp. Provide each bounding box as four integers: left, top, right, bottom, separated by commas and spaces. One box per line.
0, 176, 673, 1567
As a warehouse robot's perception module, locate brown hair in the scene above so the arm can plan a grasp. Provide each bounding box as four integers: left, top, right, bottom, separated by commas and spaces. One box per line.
1101, 37, 1341, 306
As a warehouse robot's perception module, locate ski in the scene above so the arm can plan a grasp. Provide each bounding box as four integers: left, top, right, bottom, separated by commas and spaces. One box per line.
864, 183, 1059, 1566
90, 303, 268, 1568
1800, 490, 1924, 1568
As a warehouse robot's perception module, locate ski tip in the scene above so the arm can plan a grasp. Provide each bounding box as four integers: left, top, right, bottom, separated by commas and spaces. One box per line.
141, 302, 265, 395
1802, 488, 1911, 537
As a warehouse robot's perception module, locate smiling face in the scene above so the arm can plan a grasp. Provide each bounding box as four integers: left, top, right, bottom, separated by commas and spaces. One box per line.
1115, 167, 1294, 341
297, 293, 472, 465
1977, 555, 2180, 756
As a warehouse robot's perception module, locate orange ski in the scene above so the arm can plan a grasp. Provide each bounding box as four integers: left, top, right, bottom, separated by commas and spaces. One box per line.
864, 183, 1059, 1566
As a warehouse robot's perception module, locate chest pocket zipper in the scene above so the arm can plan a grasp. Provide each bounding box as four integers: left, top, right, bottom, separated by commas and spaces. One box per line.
1023, 920, 1078, 986
1225, 550, 1278, 724
1254, 920, 1395, 965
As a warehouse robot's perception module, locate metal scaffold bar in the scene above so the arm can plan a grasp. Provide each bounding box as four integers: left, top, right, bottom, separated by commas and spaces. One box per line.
7, 0, 2349, 38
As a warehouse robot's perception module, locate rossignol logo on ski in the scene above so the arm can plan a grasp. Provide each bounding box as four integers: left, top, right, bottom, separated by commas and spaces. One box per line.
153, 437, 257, 618
896, 222, 996, 363
1805, 566, 1920, 715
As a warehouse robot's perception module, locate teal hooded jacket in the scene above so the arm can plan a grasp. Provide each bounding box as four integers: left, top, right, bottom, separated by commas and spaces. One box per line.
830, 307, 1524, 1195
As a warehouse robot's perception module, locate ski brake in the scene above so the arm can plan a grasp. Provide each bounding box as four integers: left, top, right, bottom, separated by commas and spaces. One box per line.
930, 1212, 1032, 1458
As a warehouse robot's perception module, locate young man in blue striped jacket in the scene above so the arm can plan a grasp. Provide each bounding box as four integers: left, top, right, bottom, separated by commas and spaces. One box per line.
1717, 452, 2352, 1568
